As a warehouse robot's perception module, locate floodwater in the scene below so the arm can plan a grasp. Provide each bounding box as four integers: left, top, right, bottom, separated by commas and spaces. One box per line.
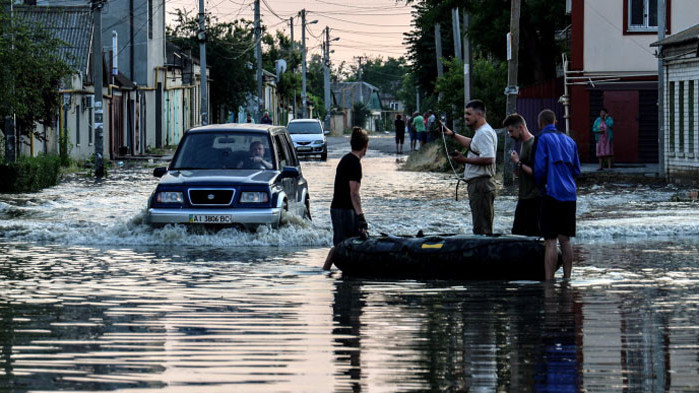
0, 138, 698, 392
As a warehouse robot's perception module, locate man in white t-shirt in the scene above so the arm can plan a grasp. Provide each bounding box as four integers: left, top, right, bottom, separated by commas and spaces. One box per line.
441, 99, 498, 234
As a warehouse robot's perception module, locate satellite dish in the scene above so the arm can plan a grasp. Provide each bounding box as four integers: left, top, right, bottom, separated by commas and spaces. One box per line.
274, 59, 287, 82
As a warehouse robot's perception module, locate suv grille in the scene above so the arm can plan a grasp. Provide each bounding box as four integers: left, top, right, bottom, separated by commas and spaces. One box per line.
188, 189, 235, 206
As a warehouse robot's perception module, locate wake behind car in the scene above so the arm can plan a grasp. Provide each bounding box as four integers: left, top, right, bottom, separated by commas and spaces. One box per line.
146, 124, 310, 229
287, 119, 328, 161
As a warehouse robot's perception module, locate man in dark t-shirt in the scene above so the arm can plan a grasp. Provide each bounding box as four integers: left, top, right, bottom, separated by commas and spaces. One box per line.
394, 114, 406, 154
504, 113, 541, 237
323, 127, 370, 270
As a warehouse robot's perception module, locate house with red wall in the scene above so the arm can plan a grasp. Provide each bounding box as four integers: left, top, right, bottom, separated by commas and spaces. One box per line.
568, 0, 698, 163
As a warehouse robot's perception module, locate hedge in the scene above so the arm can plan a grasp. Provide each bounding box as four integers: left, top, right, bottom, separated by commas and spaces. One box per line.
0, 155, 62, 193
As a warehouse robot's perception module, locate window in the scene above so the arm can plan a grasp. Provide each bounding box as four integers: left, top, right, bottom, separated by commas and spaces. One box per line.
625, 0, 670, 34
75, 107, 81, 146
669, 81, 675, 152
689, 80, 695, 155
148, 0, 153, 39
679, 81, 684, 152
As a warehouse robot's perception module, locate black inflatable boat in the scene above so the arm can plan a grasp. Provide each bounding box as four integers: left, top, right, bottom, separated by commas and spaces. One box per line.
332, 233, 558, 281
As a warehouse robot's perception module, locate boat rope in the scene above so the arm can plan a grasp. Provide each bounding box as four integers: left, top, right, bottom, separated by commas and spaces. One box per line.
440, 122, 467, 201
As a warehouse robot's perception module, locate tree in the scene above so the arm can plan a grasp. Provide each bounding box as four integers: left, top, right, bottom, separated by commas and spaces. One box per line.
345, 56, 408, 95
167, 9, 256, 123
0, 3, 73, 158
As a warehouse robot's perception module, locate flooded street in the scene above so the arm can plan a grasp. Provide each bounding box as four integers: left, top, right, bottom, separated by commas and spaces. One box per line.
1, 137, 698, 392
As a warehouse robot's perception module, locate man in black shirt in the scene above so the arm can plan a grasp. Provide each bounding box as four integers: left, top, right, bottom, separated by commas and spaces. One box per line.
323, 127, 369, 270
394, 114, 406, 154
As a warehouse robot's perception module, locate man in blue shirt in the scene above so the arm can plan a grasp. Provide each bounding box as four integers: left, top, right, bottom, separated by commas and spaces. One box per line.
533, 109, 581, 280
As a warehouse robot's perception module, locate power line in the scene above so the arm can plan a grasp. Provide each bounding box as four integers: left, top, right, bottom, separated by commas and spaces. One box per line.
308, 12, 410, 27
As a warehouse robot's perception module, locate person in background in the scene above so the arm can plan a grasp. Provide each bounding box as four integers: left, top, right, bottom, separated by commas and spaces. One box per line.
412, 111, 426, 149
441, 99, 498, 235
394, 114, 406, 154
504, 113, 541, 236
408, 113, 418, 151
323, 127, 370, 270
534, 109, 581, 280
260, 111, 273, 124
592, 108, 614, 170
246, 113, 254, 123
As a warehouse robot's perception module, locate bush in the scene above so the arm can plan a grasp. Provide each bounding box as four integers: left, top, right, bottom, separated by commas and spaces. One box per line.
0, 154, 63, 193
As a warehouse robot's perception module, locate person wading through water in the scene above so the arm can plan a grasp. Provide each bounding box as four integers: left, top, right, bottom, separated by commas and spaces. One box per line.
323, 127, 370, 270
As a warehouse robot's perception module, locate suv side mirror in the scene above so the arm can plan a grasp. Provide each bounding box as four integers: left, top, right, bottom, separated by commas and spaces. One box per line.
153, 167, 167, 178
279, 166, 300, 179
323, 130, 330, 136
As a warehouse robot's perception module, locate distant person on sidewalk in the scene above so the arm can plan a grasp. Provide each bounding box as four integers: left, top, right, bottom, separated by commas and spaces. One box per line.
534, 109, 581, 280
394, 114, 406, 154
260, 111, 273, 124
246, 113, 254, 123
592, 108, 614, 170
441, 99, 498, 235
323, 127, 370, 270
408, 113, 418, 151
504, 113, 541, 236
412, 112, 426, 149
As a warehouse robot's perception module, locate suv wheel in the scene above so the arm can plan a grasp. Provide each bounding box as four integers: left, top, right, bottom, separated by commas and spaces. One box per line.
320, 151, 327, 161
304, 197, 312, 221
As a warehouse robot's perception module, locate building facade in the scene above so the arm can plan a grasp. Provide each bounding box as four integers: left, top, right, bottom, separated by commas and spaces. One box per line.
652, 24, 699, 182
569, 0, 699, 163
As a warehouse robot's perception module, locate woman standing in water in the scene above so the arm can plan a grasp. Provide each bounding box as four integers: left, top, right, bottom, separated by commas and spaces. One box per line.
592, 108, 614, 170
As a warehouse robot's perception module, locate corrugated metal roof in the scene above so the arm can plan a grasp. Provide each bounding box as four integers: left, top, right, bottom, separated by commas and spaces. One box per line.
14, 5, 93, 74
651, 23, 699, 47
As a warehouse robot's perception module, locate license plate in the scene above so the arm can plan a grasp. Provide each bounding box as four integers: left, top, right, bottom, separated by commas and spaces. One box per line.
297, 146, 312, 152
189, 214, 233, 224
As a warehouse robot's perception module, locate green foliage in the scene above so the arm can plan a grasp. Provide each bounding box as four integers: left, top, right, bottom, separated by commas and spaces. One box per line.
0, 2, 74, 141
167, 9, 256, 123
352, 102, 371, 128
403, 0, 568, 100
345, 57, 408, 95
0, 154, 62, 193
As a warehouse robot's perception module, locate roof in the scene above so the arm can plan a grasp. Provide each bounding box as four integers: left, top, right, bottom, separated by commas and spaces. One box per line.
14, 5, 93, 74
331, 81, 380, 109
651, 23, 699, 47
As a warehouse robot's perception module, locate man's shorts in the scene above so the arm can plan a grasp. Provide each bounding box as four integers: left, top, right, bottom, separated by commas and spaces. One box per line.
418, 131, 427, 143
540, 196, 576, 239
409, 130, 417, 141
330, 208, 358, 246
512, 197, 542, 236
395, 130, 405, 144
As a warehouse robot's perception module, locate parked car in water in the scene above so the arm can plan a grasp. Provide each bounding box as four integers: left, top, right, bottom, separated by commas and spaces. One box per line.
146, 124, 310, 229
287, 119, 328, 161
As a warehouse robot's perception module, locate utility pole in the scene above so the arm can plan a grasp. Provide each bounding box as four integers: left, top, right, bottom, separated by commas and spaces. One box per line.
354, 55, 367, 103
657, 0, 666, 178
451, 8, 462, 62
92, 0, 104, 178
198, 0, 208, 125
3, 1, 15, 162
323, 26, 332, 131
254, 0, 263, 123
463, 9, 472, 104
434, 23, 444, 79
504, 0, 521, 187
289, 17, 296, 119
300, 9, 312, 118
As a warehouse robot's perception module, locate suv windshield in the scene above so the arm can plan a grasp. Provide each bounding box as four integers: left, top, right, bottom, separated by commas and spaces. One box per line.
171, 132, 275, 170
287, 121, 322, 134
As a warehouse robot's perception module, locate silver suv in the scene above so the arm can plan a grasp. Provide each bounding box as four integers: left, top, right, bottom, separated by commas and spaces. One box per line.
287, 119, 328, 161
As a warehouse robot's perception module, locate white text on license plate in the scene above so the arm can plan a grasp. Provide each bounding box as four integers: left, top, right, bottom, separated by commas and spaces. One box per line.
189, 214, 233, 224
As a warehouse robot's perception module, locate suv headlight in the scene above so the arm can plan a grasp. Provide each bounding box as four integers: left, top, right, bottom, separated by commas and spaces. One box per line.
155, 191, 184, 204
313, 140, 324, 145
240, 191, 269, 203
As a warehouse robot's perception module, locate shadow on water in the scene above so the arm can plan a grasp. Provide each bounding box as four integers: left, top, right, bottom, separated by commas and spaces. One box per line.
331, 279, 584, 392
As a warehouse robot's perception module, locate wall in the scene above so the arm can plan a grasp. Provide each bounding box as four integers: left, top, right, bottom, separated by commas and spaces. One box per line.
583, 0, 698, 73
664, 48, 699, 181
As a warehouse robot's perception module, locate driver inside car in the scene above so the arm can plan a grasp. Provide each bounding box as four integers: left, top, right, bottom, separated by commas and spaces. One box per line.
238, 141, 273, 170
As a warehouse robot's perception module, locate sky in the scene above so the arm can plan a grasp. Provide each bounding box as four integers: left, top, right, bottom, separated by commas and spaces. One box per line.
165, 0, 415, 69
